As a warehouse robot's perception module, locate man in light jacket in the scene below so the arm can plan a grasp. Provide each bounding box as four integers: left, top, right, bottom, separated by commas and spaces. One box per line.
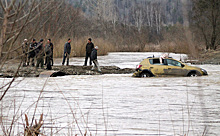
62, 38, 71, 66
22, 39, 28, 67
91, 46, 101, 72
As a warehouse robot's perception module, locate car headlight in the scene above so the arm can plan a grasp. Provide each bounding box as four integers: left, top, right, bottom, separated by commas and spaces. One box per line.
201, 69, 208, 75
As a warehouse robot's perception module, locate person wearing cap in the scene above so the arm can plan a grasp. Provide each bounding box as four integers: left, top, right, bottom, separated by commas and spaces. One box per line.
84, 38, 94, 66
62, 38, 71, 66
27, 39, 37, 66
35, 39, 45, 69
91, 46, 101, 72
22, 39, 28, 66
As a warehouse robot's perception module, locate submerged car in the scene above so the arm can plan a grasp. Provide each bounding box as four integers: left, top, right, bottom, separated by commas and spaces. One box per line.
133, 57, 208, 77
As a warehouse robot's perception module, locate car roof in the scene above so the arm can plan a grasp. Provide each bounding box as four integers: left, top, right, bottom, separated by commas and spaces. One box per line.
146, 57, 173, 59
146, 57, 183, 63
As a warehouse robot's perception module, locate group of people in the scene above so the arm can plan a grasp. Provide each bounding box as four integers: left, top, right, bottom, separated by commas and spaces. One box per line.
22, 37, 101, 72
22, 38, 54, 70
62, 38, 101, 72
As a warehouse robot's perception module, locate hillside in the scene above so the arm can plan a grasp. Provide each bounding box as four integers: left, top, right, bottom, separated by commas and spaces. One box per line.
68, 0, 192, 27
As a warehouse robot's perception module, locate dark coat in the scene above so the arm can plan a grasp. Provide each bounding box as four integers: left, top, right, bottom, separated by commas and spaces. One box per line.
91, 48, 97, 61
35, 42, 44, 57
49, 42, 53, 52
29, 42, 37, 58
45, 44, 52, 57
86, 42, 94, 54
64, 42, 71, 54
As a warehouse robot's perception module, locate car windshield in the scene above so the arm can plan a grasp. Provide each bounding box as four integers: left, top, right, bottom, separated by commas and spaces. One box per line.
166, 59, 182, 67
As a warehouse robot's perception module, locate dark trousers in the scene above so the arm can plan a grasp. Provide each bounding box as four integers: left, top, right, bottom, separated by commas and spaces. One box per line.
27, 56, 35, 66
62, 53, 70, 65
45, 53, 53, 66
51, 52, 53, 66
84, 52, 92, 66
46, 56, 52, 70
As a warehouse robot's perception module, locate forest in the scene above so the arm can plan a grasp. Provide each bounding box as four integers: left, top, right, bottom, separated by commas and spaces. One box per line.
0, 0, 219, 62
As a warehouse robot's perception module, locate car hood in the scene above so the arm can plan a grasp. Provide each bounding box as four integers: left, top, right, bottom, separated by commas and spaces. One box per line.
183, 64, 202, 71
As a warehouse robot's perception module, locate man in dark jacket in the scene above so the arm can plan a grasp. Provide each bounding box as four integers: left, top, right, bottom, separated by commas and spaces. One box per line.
36, 39, 44, 69
62, 38, 71, 66
84, 38, 94, 66
45, 40, 52, 70
44, 39, 54, 66
91, 46, 101, 72
27, 39, 37, 66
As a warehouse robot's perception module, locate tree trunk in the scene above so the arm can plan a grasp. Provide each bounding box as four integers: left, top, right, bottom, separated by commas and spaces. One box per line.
210, 1, 218, 50
0, 11, 9, 58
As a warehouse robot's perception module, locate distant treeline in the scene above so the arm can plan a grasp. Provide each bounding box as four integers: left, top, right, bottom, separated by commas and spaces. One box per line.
0, 0, 219, 61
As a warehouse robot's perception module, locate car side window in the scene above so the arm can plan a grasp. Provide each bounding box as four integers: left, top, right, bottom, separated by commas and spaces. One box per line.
149, 59, 165, 65
167, 59, 181, 67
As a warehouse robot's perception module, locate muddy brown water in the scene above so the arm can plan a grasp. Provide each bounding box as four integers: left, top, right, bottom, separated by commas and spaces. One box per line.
0, 52, 220, 136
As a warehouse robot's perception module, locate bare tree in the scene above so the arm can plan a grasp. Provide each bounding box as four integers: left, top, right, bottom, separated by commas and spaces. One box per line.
154, 4, 162, 34
0, 0, 60, 67
131, 3, 144, 33
0, 0, 62, 101
192, 0, 220, 50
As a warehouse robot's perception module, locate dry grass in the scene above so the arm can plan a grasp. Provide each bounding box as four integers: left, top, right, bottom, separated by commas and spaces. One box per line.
159, 41, 189, 54
53, 37, 115, 58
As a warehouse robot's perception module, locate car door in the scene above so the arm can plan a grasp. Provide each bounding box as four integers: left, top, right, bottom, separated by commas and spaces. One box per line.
164, 59, 186, 76
148, 59, 168, 76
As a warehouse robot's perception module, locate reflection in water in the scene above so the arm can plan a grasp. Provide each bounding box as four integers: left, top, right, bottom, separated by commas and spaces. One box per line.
0, 52, 220, 136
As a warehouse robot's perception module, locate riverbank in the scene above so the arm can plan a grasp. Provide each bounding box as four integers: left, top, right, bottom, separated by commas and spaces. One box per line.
1, 50, 219, 78
196, 50, 220, 64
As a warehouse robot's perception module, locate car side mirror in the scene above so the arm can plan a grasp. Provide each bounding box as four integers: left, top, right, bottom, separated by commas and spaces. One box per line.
181, 64, 185, 67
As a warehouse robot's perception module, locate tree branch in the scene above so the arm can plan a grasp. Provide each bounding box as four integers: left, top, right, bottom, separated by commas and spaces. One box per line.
7, 0, 16, 11
0, 0, 6, 13
0, 0, 37, 70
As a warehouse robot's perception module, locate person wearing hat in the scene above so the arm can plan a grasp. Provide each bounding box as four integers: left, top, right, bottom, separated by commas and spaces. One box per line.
84, 38, 94, 66
35, 39, 44, 69
27, 38, 37, 66
91, 46, 101, 72
22, 39, 28, 66
62, 38, 71, 66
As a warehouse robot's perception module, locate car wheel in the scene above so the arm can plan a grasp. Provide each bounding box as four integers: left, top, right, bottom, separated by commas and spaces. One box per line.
188, 72, 198, 77
140, 72, 150, 78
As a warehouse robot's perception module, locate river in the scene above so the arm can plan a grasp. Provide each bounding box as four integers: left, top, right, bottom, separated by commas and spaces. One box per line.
0, 52, 220, 136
